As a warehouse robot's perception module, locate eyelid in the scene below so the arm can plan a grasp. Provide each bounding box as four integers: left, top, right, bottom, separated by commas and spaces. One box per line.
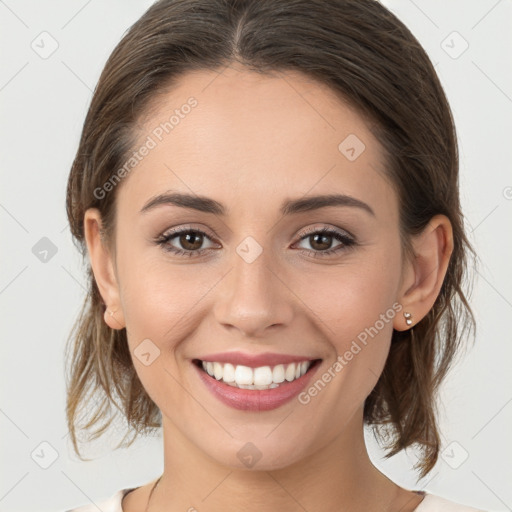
155, 222, 357, 260
158, 223, 218, 240
296, 223, 355, 240
156, 223, 354, 245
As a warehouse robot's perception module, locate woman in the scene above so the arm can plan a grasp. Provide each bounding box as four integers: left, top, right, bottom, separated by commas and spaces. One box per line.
64, 0, 482, 510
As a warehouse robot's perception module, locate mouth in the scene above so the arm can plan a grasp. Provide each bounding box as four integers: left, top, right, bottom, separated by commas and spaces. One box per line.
193, 358, 320, 389
192, 357, 322, 411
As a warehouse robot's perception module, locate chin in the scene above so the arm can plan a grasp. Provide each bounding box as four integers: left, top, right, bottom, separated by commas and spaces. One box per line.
198, 431, 316, 472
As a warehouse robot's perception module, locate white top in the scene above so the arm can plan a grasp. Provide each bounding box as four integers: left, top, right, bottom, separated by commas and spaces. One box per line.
65, 488, 487, 511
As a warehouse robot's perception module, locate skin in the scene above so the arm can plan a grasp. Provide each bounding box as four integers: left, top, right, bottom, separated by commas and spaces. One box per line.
84, 63, 453, 512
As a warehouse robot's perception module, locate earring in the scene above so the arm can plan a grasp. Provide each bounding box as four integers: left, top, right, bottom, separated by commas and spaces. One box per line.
404, 311, 413, 326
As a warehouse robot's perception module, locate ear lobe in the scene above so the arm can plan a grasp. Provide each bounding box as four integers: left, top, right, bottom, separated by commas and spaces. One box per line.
393, 214, 454, 331
83, 208, 126, 330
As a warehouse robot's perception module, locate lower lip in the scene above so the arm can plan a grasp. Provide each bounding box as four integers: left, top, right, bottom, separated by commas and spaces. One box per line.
194, 360, 321, 411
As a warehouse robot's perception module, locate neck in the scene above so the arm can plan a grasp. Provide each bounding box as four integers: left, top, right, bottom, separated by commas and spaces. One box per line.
150, 411, 401, 512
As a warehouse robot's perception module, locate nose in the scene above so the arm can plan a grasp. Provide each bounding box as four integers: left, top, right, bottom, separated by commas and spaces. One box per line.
213, 243, 294, 339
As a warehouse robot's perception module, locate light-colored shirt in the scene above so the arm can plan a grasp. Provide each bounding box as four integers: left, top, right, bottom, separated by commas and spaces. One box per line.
65, 488, 487, 511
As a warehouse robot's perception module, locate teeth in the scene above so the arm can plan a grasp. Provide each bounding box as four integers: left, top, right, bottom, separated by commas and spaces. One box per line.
222, 363, 235, 383
200, 360, 313, 388
235, 365, 253, 385
285, 364, 295, 382
272, 364, 285, 383
254, 366, 273, 386
213, 362, 223, 380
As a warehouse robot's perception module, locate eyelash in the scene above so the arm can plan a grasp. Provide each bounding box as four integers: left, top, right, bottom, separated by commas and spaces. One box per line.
155, 224, 356, 259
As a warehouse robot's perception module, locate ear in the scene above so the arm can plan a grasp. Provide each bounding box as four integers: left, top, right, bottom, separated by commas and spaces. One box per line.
83, 208, 126, 330
393, 214, 454, 331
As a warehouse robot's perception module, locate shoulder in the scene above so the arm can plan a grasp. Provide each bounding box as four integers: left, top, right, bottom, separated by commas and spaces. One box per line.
64, 487, 134, 512
416, 493, 488, 512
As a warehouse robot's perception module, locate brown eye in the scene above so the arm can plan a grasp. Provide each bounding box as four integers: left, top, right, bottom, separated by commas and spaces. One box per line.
178, 231, 204, 251
308, 232, 336, 251
294, 227, 355, 258
156, 228, 217, 257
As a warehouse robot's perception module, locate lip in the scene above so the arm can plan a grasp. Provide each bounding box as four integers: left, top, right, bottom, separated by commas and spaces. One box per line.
193, 358, 322, 411
196, 351, 318, 368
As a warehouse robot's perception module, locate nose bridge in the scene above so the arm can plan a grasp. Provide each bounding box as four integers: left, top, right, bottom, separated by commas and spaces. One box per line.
213, 233, 293, 337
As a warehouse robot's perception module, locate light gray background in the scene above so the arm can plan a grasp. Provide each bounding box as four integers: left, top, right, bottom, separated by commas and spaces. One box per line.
1, 1, 511, 511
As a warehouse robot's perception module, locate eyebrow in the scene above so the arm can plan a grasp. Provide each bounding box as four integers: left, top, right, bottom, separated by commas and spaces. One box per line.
140, 191, 375, 217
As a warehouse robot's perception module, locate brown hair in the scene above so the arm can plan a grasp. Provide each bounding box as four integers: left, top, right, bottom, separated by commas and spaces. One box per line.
65, 0, 476, 478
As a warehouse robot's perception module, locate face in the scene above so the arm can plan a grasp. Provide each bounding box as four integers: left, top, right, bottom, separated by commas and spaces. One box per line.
95, 65, 409, 470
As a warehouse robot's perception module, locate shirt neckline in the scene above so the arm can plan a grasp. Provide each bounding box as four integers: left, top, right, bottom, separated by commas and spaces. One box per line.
119, 487, 429, 511
412, 491, 429, 511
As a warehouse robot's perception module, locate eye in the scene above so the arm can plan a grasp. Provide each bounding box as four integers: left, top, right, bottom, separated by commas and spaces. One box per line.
154, 224, 356, 259
155, 226, 218, 257
293, 226, 356, 258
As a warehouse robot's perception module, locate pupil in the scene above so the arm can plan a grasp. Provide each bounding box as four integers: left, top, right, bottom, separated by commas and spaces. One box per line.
182, 232, 202, 250
311, 233, 331, 251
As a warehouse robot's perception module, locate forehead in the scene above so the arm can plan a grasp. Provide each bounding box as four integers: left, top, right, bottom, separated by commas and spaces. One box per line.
118, 66, 396, 221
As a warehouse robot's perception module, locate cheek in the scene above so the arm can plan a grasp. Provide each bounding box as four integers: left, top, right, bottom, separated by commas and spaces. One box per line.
293, 262, 401, 425
116, 231, 199, 333
299, 255, 401, 342
116, 249, 221, 400
116, 256, 205, 411
121, 266, 199, 344
293, 246, 402, 395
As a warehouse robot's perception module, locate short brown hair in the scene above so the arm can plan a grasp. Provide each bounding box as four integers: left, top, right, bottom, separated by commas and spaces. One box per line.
65, 0, 476, 478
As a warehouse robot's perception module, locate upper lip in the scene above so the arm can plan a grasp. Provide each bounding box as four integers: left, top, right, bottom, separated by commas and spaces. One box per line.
195, 351, 321, 368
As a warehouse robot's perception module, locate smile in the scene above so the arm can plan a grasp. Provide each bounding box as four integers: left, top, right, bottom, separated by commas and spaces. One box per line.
199, 360, 313, 389
193, 356, 322, 411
